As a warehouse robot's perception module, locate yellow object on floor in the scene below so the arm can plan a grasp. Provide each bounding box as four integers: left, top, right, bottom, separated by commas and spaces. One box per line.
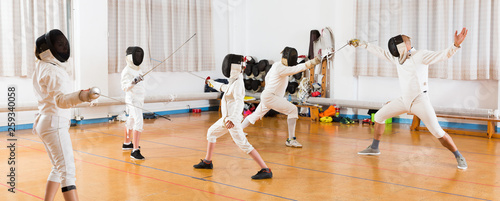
320, 116, 333, 123
244, 96, 256, 101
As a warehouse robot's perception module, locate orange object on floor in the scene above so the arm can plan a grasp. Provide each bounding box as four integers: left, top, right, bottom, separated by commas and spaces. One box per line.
319, 105, 336, 118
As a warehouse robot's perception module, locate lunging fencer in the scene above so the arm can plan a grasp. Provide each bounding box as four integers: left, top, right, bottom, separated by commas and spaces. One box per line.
241, 47, 321, 148
193, 54, 272, 179
121, 46, 146, 160
350, 28, 469, 169
33, 29, 99, 201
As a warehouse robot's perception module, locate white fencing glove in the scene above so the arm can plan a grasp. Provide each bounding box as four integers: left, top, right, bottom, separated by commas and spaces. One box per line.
306, 56, 321, 68
132, 74, 144, 85
206, 77, 215, 88
348, 39, 367, 48
79, 87, 100, 102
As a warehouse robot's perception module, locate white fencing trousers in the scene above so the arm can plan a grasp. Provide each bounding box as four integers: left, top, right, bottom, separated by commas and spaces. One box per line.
125, 101, 144, 132
245, 92, 298, 124
34, 115, 76, 187
374, 93, 446, 138
207, 118, 254, 154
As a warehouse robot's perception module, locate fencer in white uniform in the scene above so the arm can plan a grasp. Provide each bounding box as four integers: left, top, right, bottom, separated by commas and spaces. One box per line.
193, 54, 272, 179
351, 28, 469, 169
33, 29, 99, 201
241, 47, 320, 148
120, 46, 146, 160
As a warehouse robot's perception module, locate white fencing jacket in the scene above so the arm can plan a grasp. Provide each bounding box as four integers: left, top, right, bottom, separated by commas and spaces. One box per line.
33, 56, 81, 119
210, 74, 245, 124
263, 62, 309, 98
121, 57, 146, 105
364, 43, 460, 104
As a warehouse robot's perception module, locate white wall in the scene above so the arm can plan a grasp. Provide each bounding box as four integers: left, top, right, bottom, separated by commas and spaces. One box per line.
73, 0, 109, 120
245, 0, 336, 61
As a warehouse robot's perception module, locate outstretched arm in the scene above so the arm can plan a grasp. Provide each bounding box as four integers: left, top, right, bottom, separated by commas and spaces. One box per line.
277, 57, 321, 77
349, 39, 397, 64
420, 28, 468, 65
207, 79, 229, 92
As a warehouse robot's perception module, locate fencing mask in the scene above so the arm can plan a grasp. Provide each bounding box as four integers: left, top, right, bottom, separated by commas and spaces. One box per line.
35, 29, 70, 62
251, 79, 262, 91
281, 47, 298, 66
244, 79, 253, 90
287, 81, 299, 94
245, 63, 254, 76
388, 35, 409, 65
222, 54, 244, 79
126, 46, 144, 66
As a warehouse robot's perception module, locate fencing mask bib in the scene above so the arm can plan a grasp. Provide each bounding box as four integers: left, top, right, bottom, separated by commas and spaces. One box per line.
388, 35, 409, 65
222, 54, 244, 79
35, 29, 70, 62
126, 46, 144, 66
281, 47, 298, 66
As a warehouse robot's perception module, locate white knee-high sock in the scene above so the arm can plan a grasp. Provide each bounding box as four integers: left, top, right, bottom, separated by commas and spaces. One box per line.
242, 118, 251, 129
287, 118, 297, 140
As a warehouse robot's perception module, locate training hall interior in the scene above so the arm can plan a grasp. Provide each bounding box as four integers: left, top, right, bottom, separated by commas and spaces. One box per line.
1, 0, 499, 200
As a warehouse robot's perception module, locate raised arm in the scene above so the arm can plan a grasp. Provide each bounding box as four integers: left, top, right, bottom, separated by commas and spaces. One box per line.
277, 57, 321, 77
420, 28, 467, 65
418, 45, 460, 65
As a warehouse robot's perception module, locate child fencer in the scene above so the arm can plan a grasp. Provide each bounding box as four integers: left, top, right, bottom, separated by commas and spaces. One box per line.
121, 46, 146, 160
33, 29, 99, 201
350, 28, 469, 169
241, 47, 321, 147
193, 54, 272, 179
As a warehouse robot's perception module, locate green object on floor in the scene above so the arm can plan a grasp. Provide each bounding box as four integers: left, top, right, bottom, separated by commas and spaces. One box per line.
340, 117, 355, 124
371, 113, 392, 124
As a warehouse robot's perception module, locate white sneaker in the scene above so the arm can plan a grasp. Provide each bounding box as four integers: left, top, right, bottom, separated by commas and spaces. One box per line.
456, 156, 468, 170
286, 140, 303, 148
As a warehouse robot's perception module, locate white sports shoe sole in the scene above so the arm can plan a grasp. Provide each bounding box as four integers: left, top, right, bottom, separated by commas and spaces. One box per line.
286, 145, 303, 148
130, 155, 145, 160
285, 142, 303, 148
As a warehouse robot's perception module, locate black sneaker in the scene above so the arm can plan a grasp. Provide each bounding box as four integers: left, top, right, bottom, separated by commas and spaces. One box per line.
130, 149, 145, 160
251, 168, 272, 179
193, 159, 213, 169
122, 143, 134, 150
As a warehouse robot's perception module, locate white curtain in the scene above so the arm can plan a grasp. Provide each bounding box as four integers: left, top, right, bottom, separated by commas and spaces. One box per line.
108, 0, 215, 74
355, 0, 500, 80
0, 0, 69, 77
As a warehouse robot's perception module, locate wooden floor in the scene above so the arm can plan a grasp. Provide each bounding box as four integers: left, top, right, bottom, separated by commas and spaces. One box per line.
1, 111, 500, 201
